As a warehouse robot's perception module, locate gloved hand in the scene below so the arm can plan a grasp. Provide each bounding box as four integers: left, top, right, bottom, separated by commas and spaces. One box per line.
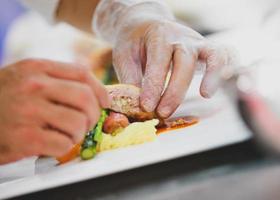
93, 0, 234, 118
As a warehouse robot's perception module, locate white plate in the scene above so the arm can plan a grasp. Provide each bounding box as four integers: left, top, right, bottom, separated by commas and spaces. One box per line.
0, 86, 251, 199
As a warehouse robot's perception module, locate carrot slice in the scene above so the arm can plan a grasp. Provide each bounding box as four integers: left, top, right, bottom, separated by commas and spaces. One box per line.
56, 143, 81, 164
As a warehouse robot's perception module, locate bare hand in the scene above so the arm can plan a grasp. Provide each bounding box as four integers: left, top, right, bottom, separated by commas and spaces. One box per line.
0, 59, 109, 164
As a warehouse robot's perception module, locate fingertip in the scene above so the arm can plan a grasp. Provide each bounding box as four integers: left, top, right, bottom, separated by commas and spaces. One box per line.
156, 92, 183, 119
200, 87, 212, 99
157, 106, 172, 119
200, 77, 217, 99
92, 78, 111, 108
53, 138, 73, 158
140, 79, 164, 113
73, 131, 85, 145
100, 89, 111, 108
102, 98, 111, 109
156, 97, 178, 119
65, 140, 74, 152
105, 88, 111, 104
140, 93, 157, 113
74, 63, 91, 72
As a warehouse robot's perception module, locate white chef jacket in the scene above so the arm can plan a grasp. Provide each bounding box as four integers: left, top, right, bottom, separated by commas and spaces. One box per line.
20, 0, 60, 23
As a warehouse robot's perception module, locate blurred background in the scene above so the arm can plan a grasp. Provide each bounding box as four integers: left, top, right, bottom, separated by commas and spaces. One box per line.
1, 0, 280, 65
0, 0, 24, 64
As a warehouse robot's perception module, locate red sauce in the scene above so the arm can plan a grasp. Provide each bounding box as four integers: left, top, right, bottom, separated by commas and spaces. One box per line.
156, 116, 199, 134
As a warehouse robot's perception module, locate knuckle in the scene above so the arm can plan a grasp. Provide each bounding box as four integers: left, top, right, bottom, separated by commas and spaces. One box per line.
143, 77, 163, 95
75, 63, 90, 71
78, 86, 93, 106
19, 103, 39, 118
72, 113, 87, 134
77, 67, 90, 81
18, 59, 50, 72
145, 21, 173, 43
150, 21, 169, 33
92, 109, 101, 126
19, 127, 44, 149
147, 36, 165, 48
17, 127, 33, 140
18, 58, 40, 69
21, 76, 46, 93
182, 46, 198, 58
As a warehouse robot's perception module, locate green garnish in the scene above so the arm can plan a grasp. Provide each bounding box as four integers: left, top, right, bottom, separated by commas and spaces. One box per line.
81, 147, 96, 160
80, 110, 108, 160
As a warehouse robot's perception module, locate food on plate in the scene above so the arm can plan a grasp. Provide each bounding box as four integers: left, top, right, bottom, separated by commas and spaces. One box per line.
56, 84, 198, 164
100, 119, 158, 151
80, 110, 108, 160
57, 108, 158, 163
106, 84, 155, 121
103, 112, 130, 135
56, 143, 82, 164
157, 116, 199, 134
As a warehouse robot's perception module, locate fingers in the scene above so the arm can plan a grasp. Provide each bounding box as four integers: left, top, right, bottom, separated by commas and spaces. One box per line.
199, 45, 231, 98
140, 39, 173, 112
157, 46, 196, 118
40, 101, 89, 144
43, 78, 101, 128
40, 129, 73, 157
39, 59, 91, 80
39, 59, 110, 108
16, 127, 73, 158
113, 45, 143, 87
86, 74, 110, 108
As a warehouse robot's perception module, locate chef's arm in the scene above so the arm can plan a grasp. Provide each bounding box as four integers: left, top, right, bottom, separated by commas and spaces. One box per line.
56, 0, 99, 33
21, 0, 173, 37
21, 0, 100, 33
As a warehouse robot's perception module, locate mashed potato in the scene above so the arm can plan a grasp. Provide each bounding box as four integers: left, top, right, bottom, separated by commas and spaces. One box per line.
98, 119, 159, 151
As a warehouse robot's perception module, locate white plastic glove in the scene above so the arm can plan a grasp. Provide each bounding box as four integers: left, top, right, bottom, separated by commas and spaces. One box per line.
93, 0, 234, 118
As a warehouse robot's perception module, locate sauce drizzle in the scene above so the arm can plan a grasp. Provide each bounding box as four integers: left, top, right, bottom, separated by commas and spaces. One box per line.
157, 116, 199, 134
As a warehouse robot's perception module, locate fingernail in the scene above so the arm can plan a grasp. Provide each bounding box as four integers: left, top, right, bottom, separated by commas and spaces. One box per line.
202, 91, 212, 98
158, 106, 171, 118
200, 87, 213, 98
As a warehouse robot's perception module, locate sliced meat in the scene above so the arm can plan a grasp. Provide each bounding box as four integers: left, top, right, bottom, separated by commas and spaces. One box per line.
106, 84, 155, 121
103, 112, 130, 134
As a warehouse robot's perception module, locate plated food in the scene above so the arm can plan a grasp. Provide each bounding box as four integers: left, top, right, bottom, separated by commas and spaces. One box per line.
57, 42, 199, 164
57, 84, 199, 164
